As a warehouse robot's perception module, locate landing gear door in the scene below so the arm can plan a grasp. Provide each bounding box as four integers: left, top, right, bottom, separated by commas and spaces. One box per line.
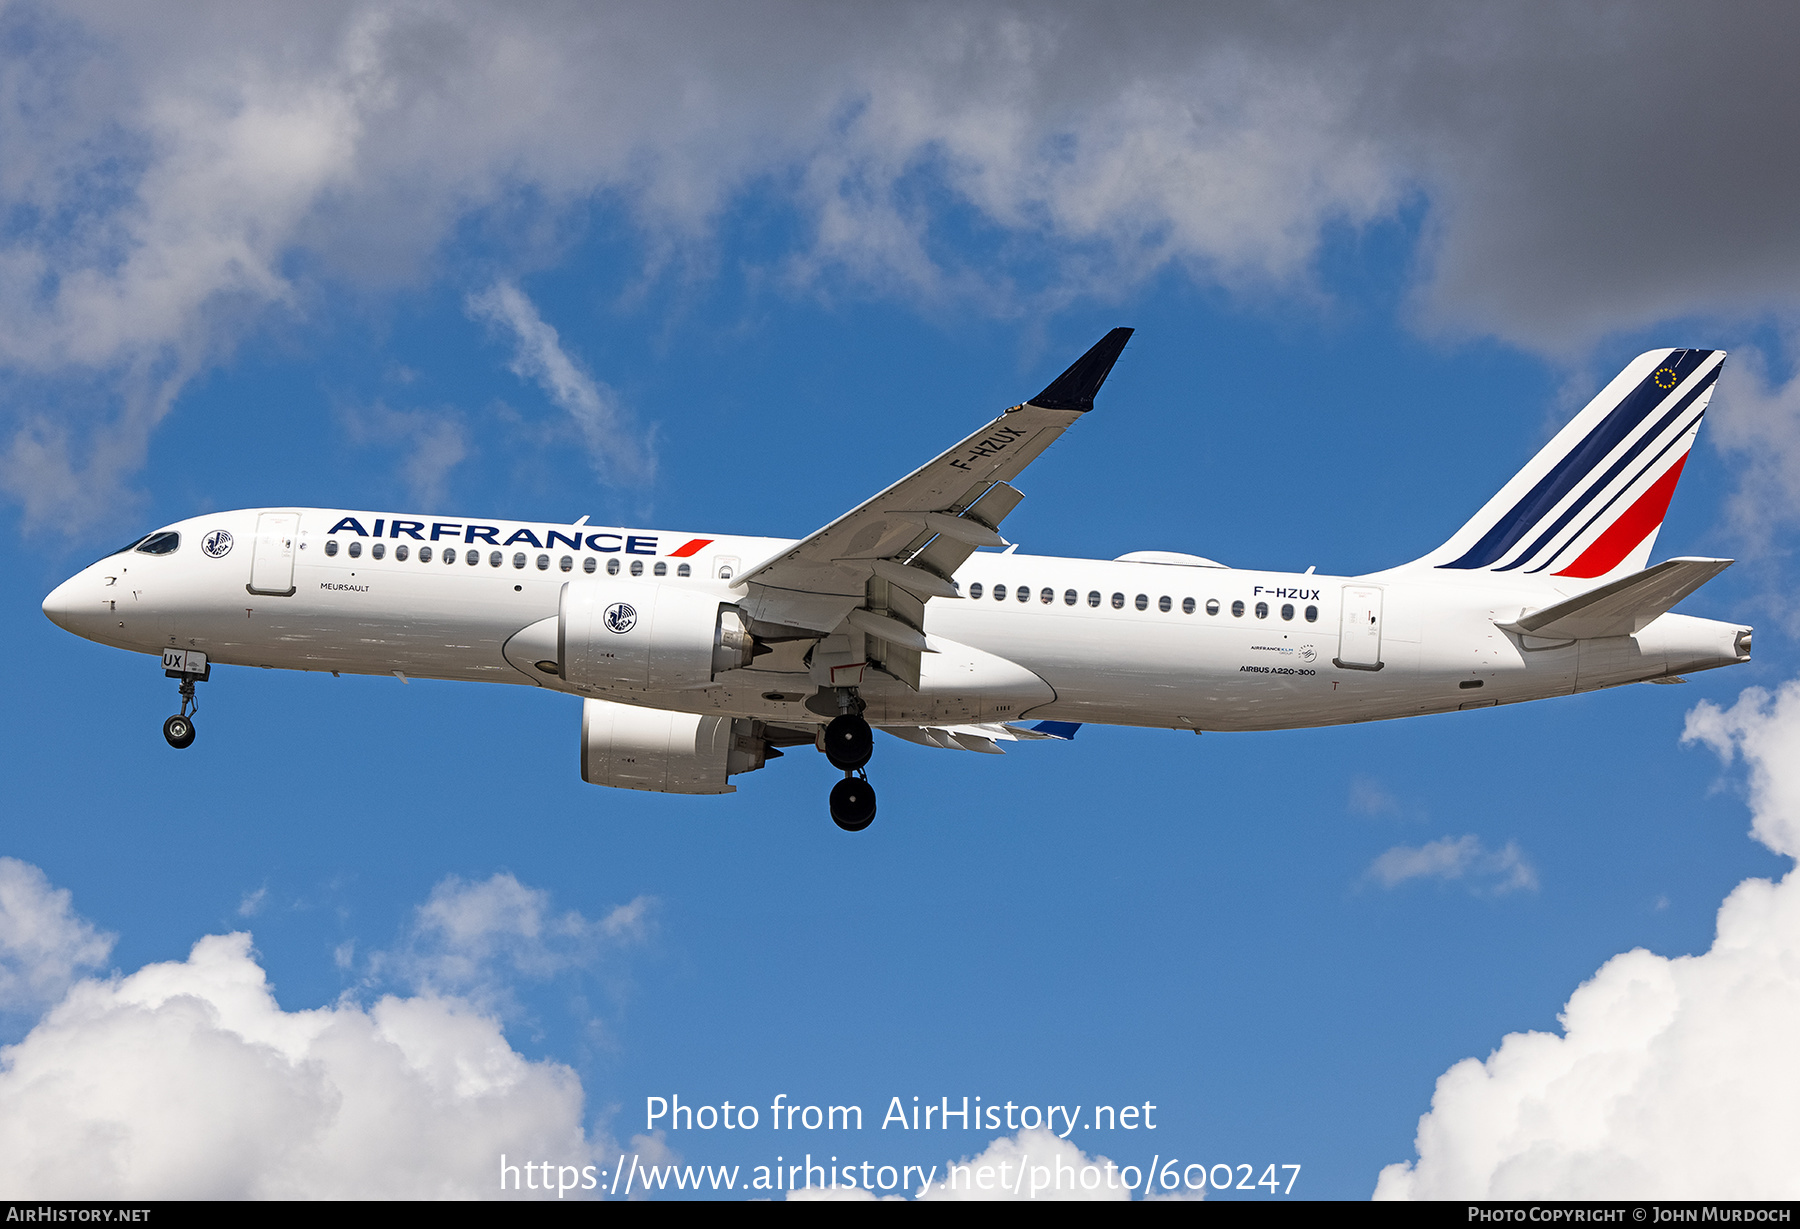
248, 512, 299, 596
1334, 585, 1385, 671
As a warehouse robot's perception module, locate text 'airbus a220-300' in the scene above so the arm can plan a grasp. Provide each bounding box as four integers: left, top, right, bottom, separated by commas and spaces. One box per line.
43, 331, 1751, 830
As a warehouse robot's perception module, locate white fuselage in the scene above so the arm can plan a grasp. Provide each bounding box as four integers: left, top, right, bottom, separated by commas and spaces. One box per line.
43, 507, 1750, 735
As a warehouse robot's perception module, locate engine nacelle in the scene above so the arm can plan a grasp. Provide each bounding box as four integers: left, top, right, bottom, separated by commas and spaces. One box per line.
580, 698, 770, 794
558, 578, 754, 695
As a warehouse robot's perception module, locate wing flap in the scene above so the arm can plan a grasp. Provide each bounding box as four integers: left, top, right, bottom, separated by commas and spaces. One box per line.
1497, 556, 1732, 640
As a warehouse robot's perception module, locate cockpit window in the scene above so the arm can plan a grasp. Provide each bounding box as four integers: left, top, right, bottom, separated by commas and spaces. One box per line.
134, 532, 180, 556
110, 535, 150, 556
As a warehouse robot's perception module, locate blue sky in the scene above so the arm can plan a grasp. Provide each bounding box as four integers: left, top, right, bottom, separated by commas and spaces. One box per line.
3, 3, 1799, 1200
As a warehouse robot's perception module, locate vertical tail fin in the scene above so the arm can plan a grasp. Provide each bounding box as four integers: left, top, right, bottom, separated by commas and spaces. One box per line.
1411, 349, 1725, 582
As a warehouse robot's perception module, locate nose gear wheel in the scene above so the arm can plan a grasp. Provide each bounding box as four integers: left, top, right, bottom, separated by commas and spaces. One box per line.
163, 713, 196, 749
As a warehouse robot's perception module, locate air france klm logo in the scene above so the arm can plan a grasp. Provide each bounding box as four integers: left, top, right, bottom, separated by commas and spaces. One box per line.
327, 516, 712, 558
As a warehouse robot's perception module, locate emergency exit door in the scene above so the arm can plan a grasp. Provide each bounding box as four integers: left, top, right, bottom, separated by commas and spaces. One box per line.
1334, 585, 1385, 671
248, 513, 299, 596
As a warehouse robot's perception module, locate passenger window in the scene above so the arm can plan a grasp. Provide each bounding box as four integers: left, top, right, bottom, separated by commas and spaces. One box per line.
969, 583, 983, 599
1158, 596, 1171, 612
630, 560, 644, 577
446, 548, 457, 564
348, 540, 362, 558
395, 544, 409, 561
488, 551, 502, 567
1112, 592, 1125, 609
560, 556, 573, 572
1231, 600, 1245, 617
1134, 594, 1148, 611
418, 546, 432, 563
606, 558, 620, 575
1182, 597, 1195, 614
677, 563, 690, 577
1206, 599, 1219, 615
1088, 591, 1101, 607
1064, 589, 1077, 606
513, 552, 527, 569
325, 540, 339, 557
372, 543, 385, 560
1281, 603, 1294, 621
1305, 605, 1318, 623
134, 532, 180, 555
536, 554, 548, 570
994, 584, 1007, 601
654, 561, 667, 577
584, 558, 597, 574
1254, 601, 1269, 618
1017, 586, 1029, 603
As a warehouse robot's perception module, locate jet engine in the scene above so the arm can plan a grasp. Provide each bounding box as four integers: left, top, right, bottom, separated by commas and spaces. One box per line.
504, 579, 756, 695
580, 697, 771, 794
562, 578, 754, 693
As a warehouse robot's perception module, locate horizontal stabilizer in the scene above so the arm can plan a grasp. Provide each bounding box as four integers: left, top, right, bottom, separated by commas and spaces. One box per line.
1497, 557, 1732, 640
879, 720, 1082, 753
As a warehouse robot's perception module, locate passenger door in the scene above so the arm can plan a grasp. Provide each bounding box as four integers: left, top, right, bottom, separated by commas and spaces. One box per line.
248, 513, 299, 596
1334, 585, 1384, 671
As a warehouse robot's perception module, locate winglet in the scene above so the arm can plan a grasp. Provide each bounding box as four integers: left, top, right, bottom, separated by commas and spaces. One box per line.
1028, 328, 1133, 412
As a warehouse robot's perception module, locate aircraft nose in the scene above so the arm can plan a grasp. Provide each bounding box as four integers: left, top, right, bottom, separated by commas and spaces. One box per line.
42, 575, 83, 632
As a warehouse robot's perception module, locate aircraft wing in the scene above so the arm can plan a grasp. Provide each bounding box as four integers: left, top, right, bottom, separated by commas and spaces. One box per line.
732, 328, 1132, 687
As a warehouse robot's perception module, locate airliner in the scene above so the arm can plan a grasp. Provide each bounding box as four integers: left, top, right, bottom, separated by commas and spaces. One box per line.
41, 331, 1750, 830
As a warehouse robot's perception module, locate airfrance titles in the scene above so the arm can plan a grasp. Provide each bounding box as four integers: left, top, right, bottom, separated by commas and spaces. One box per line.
326, 515, 713, 559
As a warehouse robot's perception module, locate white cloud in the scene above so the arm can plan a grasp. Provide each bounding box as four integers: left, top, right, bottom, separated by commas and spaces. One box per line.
374, 871, 652, 1009
7, 4, 1800, 525
1374, 678, 1800, 1200
0, 864, 648, 1199
0, 858, 115, 1015
0, 929, 602, 1198
1348, 774, 1402, 818
465, 283, 653, 486
1683, 681, 1800, 860
338, 399, 469, 508
1367, 836, 1538, 895
1707, 347, 1800, 579
915, 1129, 1131, 1201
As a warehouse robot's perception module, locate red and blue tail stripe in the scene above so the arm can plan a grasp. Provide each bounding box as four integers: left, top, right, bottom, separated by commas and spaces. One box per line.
1417, 349, 1723, 583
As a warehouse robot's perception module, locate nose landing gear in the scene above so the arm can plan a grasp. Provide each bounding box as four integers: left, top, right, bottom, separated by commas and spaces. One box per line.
819, 691, 877, 831
161, 649, 208, 749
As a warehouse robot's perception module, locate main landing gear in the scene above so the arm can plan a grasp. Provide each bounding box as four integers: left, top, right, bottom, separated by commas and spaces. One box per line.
822, 696, 877, 832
